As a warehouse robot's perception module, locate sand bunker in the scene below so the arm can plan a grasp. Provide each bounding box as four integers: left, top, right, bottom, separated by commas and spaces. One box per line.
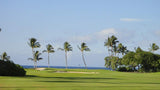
55, 71, 99, 74
35, 68, 46, 71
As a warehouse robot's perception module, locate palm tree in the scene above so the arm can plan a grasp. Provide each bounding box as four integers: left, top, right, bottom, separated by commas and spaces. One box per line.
0, 52, 10, 61
121, 46, 128, 55
110, 35, 119, 54
77, 42, 90, 69
58, 42, 72, 69
104, 35, 119, 57
104, 37, 111, 56
28, 51, 43, 69
113, 45, 119, 56
149, 43, 159, 52
43, 44, 55, 68
28, 38, 41, 68
117, 43, 123, 53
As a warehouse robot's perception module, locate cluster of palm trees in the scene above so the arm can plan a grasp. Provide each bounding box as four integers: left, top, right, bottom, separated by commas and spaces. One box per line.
104, 35, 128, 57
28, 38, 90, 69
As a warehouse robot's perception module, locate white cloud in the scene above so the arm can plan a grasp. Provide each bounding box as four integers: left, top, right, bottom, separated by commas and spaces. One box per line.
120, 18, 143, 22
69, 28, 118, 43
96, 28, 117, 39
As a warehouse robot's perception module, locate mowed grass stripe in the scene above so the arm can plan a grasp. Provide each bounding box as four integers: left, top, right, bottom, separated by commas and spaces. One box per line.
0, 68, 160, 90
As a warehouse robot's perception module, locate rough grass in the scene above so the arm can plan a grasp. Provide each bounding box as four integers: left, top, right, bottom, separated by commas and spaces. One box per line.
0, 68, 160, 90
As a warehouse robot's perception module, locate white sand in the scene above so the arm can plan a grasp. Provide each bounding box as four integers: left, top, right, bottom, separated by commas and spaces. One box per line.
54, 71, 99, 74
35, 68, 46, 71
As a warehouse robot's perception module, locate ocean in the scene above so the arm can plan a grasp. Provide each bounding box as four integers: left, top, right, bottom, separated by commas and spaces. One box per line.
22, 65, 111, 70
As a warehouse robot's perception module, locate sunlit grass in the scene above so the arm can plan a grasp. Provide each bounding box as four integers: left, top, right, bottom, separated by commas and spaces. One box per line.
0, 68, 160, 90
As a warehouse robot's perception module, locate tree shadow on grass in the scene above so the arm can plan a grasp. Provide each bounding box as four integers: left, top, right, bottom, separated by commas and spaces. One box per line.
25, 75, 39, 77
40, 77, 117, 80
39, 80, 80, 83
37, 77, 118, 83
0, 86, 143, 89
25, 75, 117, 80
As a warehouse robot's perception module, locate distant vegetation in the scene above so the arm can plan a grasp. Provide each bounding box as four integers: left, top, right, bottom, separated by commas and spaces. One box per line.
0, 52, 26, 76
1, 27, 160, 73
104, 35, 160, 72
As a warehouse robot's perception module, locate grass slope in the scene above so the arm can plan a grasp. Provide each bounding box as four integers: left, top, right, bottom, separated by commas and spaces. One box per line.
0, 68, 160, 90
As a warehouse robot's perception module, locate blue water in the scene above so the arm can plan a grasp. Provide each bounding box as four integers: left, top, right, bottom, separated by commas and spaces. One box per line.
22, 65, 111, 70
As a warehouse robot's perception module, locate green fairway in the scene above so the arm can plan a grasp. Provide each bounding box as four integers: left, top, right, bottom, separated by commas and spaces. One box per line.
0, 68, 160, 90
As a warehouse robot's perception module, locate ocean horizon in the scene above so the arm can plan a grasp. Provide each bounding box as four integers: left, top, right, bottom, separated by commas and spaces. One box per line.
22, 65, 111, 70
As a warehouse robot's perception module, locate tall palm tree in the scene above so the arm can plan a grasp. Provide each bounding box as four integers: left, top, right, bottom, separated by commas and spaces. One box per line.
117, 43, 123, 56
113, 45, 119, 56
28, 51, 43, 69
77, 42, 90, 69
104, 37, 111, 56
110, 35, 119, 54
43, 44, 55, 68
104, 35, 119, 57
149, 43, 159, 52
58, 42, 72, 69
0, 52, 10, 61
121, 46, 128, 55
28, 38, 41, 68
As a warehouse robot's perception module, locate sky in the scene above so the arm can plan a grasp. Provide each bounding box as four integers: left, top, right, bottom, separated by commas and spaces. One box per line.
0, 0, 160, 67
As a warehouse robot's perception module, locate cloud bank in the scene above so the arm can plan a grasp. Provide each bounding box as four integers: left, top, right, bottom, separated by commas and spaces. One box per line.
69, 28, 117, 43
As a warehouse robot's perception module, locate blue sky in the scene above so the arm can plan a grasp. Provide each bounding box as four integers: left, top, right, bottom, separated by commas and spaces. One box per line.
0, 0, 160, 67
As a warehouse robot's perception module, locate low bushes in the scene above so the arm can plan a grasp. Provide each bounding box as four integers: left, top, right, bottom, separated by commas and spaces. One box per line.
117, 67, 134, 72
0, 60, 26, 76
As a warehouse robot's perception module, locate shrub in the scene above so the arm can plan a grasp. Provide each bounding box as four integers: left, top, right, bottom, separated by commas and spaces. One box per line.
117, 67, 127, 72
117, 67, 134, 72
0, 60, 26, 76
126, 67, 134, 72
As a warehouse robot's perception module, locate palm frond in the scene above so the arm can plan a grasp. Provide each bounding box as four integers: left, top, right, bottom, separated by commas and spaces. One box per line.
64, 42, 72, 51
37, 58, 43, 61
49, 50, 55, 53
28, 58, 34, 60
42, 50, 47, 53
28, 38, 41, 49
58, 48, 64, 51
80, 42, 90, 52
84, 48, 90, 51
34, 42, 41, 48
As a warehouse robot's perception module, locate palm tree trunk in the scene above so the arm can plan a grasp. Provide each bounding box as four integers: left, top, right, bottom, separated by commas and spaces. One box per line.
32, 48, 35, 69
34, 61, 35, 69
36, 61, 37, 68
111, 46, 113, 57
82, 51, 87, 69
65, 51, 68, 69
108, 47, 110, 56
48, 52, 50, 68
